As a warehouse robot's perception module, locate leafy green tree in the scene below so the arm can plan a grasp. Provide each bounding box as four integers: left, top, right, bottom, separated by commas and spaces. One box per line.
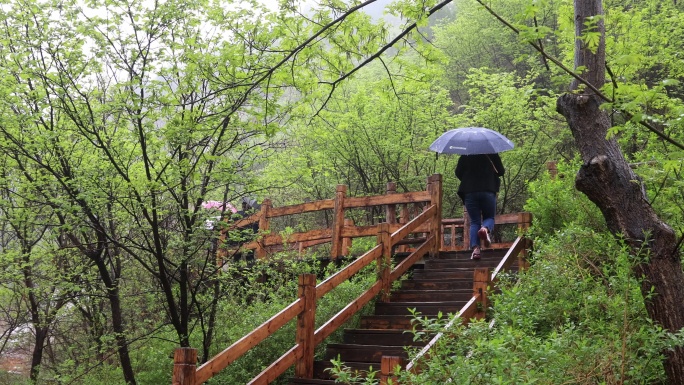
0, 0, 299, 382
450, 68, 571, 213
261, 59, 456, 220
552, 0, 684, 381
432, 0, 569, 105
0, 161, 73, 383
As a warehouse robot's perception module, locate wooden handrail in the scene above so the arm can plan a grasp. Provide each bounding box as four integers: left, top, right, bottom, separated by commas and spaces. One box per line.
405, 295, 480, 373
491, 236, 529, 282
218, 183, 434, 260
344, 191, 432, 208
404, 235, 532, 376
247, 345, 300, 385
390, 235, 435, 282
440, 212, 533, 252
390, 205, 436, 244
176, 175, 444, 385
316, 245, 382, 299
194, 299, 304, 384
269, 199, 335, 217
227, 203, 529, 259
314, 280, 384, 345
175, 174, 533, 385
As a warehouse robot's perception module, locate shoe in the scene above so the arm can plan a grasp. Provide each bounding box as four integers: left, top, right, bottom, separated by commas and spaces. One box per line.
478, 227, 491, 248
471, 247, 481, 260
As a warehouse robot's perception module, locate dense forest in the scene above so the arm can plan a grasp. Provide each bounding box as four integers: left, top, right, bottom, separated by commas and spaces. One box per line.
0, 0, 683, 383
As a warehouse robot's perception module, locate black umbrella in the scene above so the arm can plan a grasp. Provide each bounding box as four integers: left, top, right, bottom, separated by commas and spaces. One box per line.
429, 127, 514, 155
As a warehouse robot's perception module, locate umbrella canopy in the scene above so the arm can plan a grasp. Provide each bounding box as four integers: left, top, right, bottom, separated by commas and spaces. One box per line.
429, 127, 514, 155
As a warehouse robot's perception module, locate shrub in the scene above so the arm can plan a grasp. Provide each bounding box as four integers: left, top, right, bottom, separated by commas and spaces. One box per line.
397, 225, 678, 385
192, 255, 378, 385
524, 159, 605, 240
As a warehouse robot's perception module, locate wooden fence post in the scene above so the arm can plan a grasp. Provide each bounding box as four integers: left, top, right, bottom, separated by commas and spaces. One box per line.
380, 356, 405, 385
295, 274, 317, 379
386, 182, 397, 224
397, 203, 409, 253
331, 185, 347, 259
216, 226, 229, 268
256, 199, 272, 259
449, 223, 456, 251
377, 223, 392, 302
428, 174, 443, 257
463, 206, 470, 251
473, 268, 490, 320
172, 347, 197, 385
547, 161, 558, 179
341, 218, 354, 256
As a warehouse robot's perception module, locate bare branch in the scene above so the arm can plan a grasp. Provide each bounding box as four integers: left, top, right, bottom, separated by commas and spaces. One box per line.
315, 0, 454, 113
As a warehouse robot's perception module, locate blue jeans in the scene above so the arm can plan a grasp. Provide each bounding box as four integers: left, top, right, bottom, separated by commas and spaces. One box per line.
464, 192, 496, 249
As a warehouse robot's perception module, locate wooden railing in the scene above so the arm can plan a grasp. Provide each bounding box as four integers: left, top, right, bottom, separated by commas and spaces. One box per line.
440, 212, 532, 251
387, 234, 533, 384
173, 175, 444, 385
218, 187, 530, 263
217, 177, 442, 262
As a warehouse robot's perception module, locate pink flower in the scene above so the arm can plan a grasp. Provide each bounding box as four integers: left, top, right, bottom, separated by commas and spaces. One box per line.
201, 201, 238, 213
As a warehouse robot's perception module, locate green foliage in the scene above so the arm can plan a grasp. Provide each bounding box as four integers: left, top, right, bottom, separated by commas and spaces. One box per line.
629, 157, 684, 240
327, 357, 380, 384
524, 159, 605, 238
398, 225, 678, 384
455, 69, 571, 213
0, 372, 31, 385
1, 0, 684, 382
261, 58, 455, 208
578, 15, 604, 53
196, 257, 377, 385
348, 237, 378, 257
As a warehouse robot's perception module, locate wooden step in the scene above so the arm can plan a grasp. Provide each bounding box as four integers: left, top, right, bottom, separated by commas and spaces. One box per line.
295, 247, 514, 383
437, 249, 508, 259
400, 278, 472, 290
411, 268, 476, 280
359, 315, 428, 330
343, 329, 426, 347
424, 257, 505, 270
390, 289, 473, 302
375, 301, 466, 316
290, 378, 337, 385
324, 343, 409, 362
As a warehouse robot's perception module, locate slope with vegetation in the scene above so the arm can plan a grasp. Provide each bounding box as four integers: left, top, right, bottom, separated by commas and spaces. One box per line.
0, 0, 682, 383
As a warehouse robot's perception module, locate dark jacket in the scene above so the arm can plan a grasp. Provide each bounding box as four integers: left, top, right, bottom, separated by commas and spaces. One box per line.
455, 154, 505, 202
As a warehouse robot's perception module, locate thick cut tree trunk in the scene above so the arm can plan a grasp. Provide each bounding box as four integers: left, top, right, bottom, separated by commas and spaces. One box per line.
557, 0, 684, 382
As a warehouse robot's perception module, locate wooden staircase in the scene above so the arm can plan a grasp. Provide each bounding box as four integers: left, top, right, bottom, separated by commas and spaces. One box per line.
170, 178, 532, 385
289, 248, 514, 384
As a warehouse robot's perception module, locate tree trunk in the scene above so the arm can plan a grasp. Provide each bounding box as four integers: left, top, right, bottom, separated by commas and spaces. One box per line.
557, 0, 684, 381
94, 257, 137, 385
30, 327, 48, 382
